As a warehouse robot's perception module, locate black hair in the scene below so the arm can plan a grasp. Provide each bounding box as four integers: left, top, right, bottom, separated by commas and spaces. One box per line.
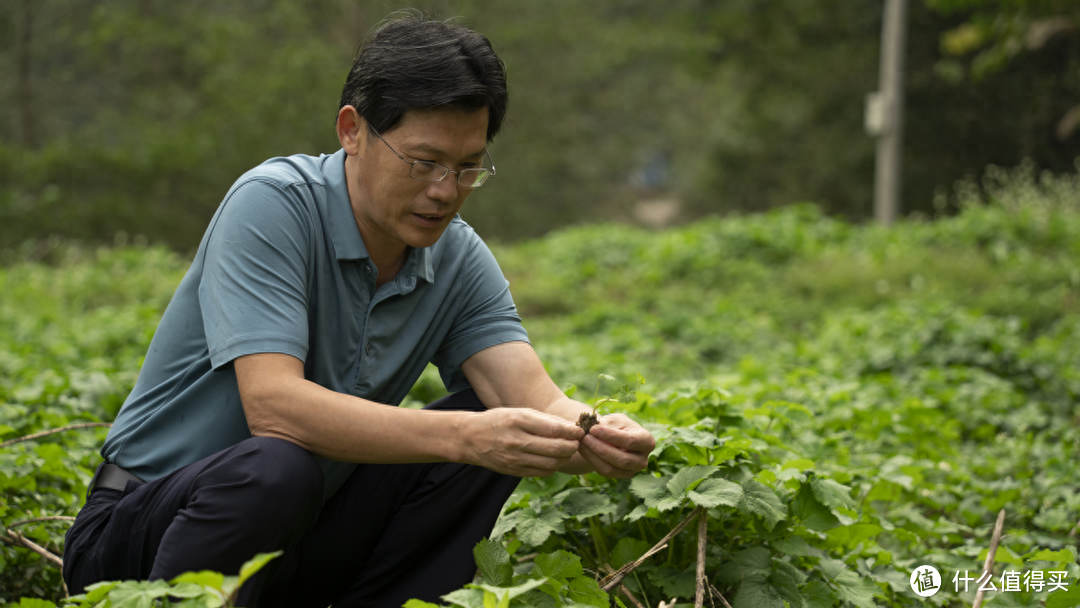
338, 12, 508, 142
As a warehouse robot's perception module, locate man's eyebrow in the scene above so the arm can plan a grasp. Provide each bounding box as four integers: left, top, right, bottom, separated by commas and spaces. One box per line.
408, 143, 487, 159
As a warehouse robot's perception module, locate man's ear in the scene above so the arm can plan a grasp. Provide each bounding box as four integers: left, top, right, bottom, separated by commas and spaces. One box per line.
336, 105, 364, 156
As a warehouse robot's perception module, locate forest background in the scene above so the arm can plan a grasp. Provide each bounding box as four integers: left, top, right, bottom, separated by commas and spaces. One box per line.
1, 0, 1079, 251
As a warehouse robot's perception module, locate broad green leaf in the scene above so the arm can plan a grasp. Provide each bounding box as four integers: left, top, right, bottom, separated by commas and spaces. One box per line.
819, 559, 878, 608
792, 484, 839, 531
474, 538, 513, 586
237, 550, 282, 588
648, 564, 697, 598
666, 464, 719, 496
689, 477, 743, 508
625, 504, 650, 522
567, 576, 610, 607
717, 547, 772, 586
166, 582, 211, 599
403, 600, 443, 608
801, 580, 837, 608
16, 599, 58, 608
810, 478, 856, 511
534, 550, 583, 582
443, 588, 485, 608
738, 480, 786, 530
733, 575, 786, 608
1045, 584, 1080, 608
976, 545, 1022, 566
771, 536, 817, 557
172, 571, 225, 589
469, 578, 549, 601
629, 474, 682, 511
514, 504, 567, 546
611, 536, 651, 569
1026, 547, 1074, 564
556, 487, 618, 519
825, 524, 883, 551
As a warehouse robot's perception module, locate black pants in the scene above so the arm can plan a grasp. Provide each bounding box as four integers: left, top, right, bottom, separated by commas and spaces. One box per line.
62, 389, 520, 607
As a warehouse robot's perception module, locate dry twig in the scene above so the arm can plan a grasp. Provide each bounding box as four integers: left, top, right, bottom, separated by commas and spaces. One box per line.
971, 509, 1006, 608
3, 527, 64, 568
601, 506, 705, 592
696, 510, 708, 608
10, 516, 77, 527
0, 422, 112, 449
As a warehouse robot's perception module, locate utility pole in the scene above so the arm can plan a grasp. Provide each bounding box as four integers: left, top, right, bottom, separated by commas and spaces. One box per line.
866, 0, 908, 226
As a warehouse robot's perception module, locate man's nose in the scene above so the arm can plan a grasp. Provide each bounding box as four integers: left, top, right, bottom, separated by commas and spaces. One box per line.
427, 176, 459, 203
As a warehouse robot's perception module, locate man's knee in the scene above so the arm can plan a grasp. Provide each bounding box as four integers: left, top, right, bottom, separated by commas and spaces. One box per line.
198, 437, 324, 519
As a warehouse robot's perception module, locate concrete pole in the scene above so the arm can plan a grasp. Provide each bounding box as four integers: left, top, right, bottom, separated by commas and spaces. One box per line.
873, 0, 908, 226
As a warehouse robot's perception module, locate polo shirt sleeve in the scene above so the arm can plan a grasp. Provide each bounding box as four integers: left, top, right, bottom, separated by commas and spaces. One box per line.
199, 178, 313, 371
433, 235, 530, 392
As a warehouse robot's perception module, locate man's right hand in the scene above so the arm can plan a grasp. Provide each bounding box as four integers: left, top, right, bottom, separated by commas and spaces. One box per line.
461, 408, 584, 477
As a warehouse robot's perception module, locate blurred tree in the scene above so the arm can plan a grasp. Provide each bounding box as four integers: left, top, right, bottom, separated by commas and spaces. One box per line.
0, 0, 1076, 251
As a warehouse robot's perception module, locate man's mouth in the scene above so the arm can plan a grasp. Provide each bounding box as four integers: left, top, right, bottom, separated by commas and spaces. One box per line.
413, 212, 445, 227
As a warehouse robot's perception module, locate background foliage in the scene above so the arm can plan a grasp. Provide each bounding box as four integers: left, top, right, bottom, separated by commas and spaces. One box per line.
1, 0, 1078, 250
2, 166, 1079, 605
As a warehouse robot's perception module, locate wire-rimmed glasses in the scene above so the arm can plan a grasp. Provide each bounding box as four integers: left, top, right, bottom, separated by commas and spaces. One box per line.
368, 125, 496, 189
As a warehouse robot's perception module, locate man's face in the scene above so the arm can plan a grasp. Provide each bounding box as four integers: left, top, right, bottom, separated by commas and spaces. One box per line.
347, 107, 490, 258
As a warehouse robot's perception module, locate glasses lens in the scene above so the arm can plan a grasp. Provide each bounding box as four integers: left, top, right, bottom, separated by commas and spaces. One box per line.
410, 162, 449, 183
458, 169, 490, 188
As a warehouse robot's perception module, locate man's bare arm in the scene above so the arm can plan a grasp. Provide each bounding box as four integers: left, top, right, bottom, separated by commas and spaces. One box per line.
233, 352, 582, 477
461, 341, 656, 478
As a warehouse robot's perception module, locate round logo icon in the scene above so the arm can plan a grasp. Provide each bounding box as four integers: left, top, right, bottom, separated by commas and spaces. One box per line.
910, 565, 942, 597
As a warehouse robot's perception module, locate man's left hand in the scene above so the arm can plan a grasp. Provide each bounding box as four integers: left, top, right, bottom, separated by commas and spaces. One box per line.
577, 413, 655, 479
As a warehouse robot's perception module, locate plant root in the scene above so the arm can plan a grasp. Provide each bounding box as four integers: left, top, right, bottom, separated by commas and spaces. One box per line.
576, 411, 599, 434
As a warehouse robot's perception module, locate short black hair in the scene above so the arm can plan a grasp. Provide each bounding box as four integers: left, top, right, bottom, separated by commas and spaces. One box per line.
339, 12, 508, 142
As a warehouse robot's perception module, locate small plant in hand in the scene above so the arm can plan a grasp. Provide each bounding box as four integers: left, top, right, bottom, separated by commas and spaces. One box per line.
575, 373, 643, 434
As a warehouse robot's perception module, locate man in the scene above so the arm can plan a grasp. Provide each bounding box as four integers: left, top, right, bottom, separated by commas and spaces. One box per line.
63, 14, 655, 607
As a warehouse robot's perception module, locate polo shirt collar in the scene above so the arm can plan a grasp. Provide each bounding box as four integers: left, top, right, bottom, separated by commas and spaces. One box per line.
324, 149, 435, 286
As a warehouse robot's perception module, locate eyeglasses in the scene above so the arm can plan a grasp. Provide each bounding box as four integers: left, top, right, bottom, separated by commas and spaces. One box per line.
368, 125, 496, 189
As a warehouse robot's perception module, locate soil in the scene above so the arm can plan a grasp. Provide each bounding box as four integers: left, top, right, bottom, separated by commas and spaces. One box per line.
576, 410, 599, 435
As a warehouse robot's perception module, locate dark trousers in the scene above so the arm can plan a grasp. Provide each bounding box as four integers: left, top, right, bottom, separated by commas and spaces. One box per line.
62, 389, 520, 607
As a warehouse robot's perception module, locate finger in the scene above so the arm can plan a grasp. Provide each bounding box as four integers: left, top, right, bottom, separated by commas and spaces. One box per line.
588, 424, 655, 454
577, 440, 637, 479
582, 434, 650, 474
512, 409, 586, 441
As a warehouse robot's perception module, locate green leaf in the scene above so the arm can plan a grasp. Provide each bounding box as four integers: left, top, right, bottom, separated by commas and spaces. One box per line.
171, 570, 226, 589
567, 576, 610, 607
16, 599, 58, 608
556, 487, 618, 519
689, 477, 743, 508
1045, 584, 1080, 608
442, 588, 485, 608
403, 601, 444, 608
474, 538, 513, 586
514, 504, 567, 546
717, 547, 772, 586
237, 550, 282, 588
468, 578, 550, 601
819, 559, 878, 608
649, 564, 697, 598
611, 536, 651, 569
792, 483, 839, 531
738, 480, 786, 530
733, 575, 786, 608
801, 580, 837, 608
630, 474, 682, 511
771, 536, 817, 557
667, 464, 719, 496
534, 550, 583, 582
810, 478, 856, 511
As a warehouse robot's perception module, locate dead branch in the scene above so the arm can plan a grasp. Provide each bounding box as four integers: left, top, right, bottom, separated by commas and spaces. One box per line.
601, 506, 704, 592
3, 527, 64, 568
972, 509, 1006, 608
0, 422, 112, 449
696, 509, 708, 608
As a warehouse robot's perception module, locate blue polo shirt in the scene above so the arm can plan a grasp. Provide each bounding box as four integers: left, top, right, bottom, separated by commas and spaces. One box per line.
101, 149, 529, 496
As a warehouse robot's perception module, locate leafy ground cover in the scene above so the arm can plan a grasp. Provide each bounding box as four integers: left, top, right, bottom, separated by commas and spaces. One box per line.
2, 165, 1079, 606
